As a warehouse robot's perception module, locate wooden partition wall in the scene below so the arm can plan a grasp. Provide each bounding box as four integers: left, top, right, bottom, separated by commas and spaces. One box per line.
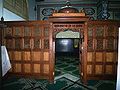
87, 20, 120, 81
1, 20, 120, 84
2, 21, 53, 81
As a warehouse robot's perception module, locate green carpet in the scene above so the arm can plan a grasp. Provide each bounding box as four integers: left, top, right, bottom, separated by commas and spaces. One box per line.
55, 56, 79, 77
2, 77, 116, 90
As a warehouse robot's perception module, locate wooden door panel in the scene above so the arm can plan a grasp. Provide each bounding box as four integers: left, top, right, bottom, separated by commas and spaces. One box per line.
14, 63, 22, 73
32, 51, 41, 61
24, 64, 31, 73
87, 65, 92, 75
23, 51, 31, 61
43, 52, 49, 61
105, 65, 113, 74
87, 52, 93, 62
43, 64, 49, 74
13, 51, 22, 61
95, 65, 103, 75
33, 64, 41, 73
106, 52, 114, 62
95, 52, 103, 62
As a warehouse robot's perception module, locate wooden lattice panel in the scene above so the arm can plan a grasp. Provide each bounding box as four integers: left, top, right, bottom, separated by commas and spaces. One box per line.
14, 63, 21, 73
15, 39, 22, 49
44, 27, 49, 37
95, 65, 103, 75
87, 38, 93, 50
24, 64, 31, 73
33, 38, 41, 49
13, 51, 21, 61
44, 39, 49, 49
87, 52, 93, 62
95, 26, 104, 37
24, 27, 31, 36
32, 52, 41, 61
96, 52, 103, 62
34, 64, 40, 73
24, 38, 31, 49
106, 53, 114, 62
106, 38, 115, 50
88, 27, 93, 37
4, 27, 13, 37
43, 52, 49, 61
43, 64, 49, 74
6, 39, 13, 49
107, 26, 115, 37
23, 52, 31, 61
96, 39, 103, 50
87, 65, 92, 74
33, 26, 41, 36
14, 27, 23, 37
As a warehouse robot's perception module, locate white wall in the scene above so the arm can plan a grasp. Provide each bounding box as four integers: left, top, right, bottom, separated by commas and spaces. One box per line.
0, 0, 25, 21
116, 27, 120, 90
3, 8, 25, 21
0, 0, 3, 18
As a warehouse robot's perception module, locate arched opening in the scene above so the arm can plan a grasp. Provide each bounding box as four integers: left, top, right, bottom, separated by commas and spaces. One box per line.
54, 30, 82, 81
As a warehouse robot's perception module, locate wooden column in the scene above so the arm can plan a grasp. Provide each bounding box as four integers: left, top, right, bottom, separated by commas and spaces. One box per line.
83, 22, 88, 84
49, 22, 54, 83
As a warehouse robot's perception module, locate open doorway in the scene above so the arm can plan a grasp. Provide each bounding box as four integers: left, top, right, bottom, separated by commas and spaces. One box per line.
54, 30, 81, 81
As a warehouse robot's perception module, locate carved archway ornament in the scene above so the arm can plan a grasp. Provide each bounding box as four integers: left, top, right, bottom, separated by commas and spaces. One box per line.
55, 29, 80, 38
53, 29, 82, 39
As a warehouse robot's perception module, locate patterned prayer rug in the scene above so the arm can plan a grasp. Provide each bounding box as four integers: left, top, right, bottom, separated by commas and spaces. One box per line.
3, 74, 116, 90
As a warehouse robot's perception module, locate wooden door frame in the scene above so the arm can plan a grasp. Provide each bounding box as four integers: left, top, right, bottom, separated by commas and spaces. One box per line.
49, 16, 89, 84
